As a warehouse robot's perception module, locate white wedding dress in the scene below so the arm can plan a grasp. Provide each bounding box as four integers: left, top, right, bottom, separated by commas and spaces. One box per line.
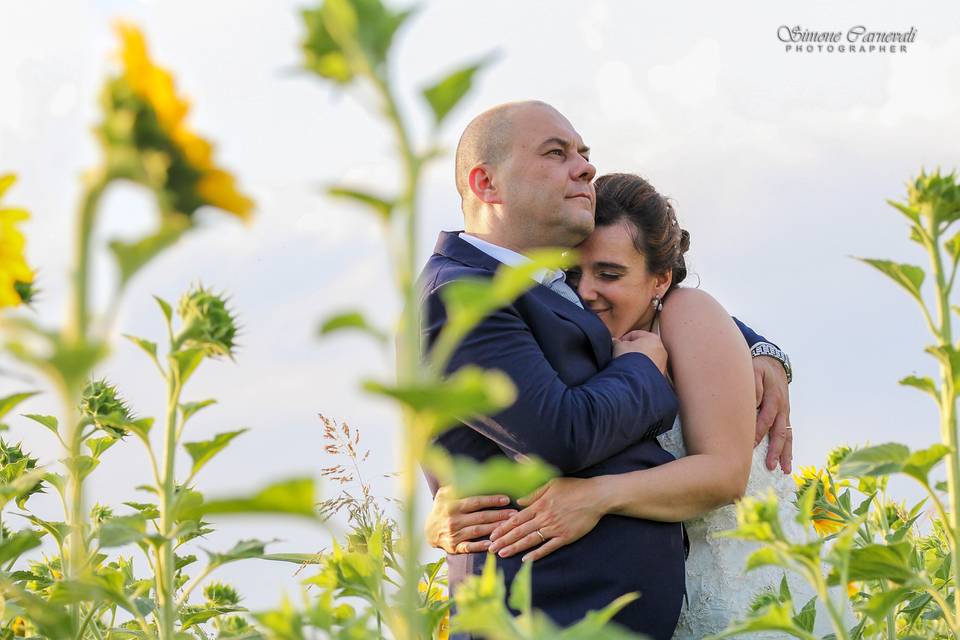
658, 417, 835, 639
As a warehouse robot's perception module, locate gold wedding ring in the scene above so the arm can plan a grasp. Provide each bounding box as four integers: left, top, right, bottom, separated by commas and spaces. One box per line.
536, 529, 546, 543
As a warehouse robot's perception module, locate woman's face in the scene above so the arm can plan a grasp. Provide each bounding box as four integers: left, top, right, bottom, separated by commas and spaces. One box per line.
569, 220, 670, 338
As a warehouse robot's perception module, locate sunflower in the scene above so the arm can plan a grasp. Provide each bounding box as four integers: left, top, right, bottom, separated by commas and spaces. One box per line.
794, 465, 845, 536
105, 23, 254, 222
0, 174, 35, 308
419, 580, 450, 640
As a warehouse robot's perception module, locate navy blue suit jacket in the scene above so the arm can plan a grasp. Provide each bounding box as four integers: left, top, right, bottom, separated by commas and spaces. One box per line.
418, 231, 768, 640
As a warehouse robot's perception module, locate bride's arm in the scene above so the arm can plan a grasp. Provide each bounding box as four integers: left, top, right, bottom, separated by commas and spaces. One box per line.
595, 287, 755, 521
487, 288, 756, 560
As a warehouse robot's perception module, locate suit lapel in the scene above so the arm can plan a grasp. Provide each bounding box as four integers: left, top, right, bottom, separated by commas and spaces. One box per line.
433, 230, 613, 366
529, 285, 612, 366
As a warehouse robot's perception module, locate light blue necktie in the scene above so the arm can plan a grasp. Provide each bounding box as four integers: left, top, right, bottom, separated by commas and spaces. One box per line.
543, 270, 584, 309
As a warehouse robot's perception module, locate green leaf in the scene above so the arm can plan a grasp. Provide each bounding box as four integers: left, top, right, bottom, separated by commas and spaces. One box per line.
561, 593, 641, 638
856, 258, 925, 303
0, 392, 39, 420
899, 375, 938, 400
422, 59, 489, 126
187, 477, 318, 520
21, 515, 69, 548
260, 552, 322, 564
126, 417, 155, 444
326, 186, 394, 221
179, 398, 217, 423
108, 219, 187, 288
855, 586, 914, 622
98, 514, 147, 548
11, 590, 75, 639
844, 542, 915, 583
793, 596, 817, 633
22, 413, 59, 437
424, 447, 556, 500
171, 348, 205, 384
838, 443, 910, 477
507, 559, 532, 615
707, 599, 809, 639
180, 606, 245, 630
0, 529, 41, 565
184, 429, 248, 479
902, 443, 950, 485
85, 436, 119, 459
206, 539, 271, 568
123, 501, 160, 520
946, 231, 960, 264
317, 309, 387, 344
365, 365, 516, 436
154, 295, 173, 324
744, 547, 791, 572
887, 199, 922, 225
123, 334, 159, 363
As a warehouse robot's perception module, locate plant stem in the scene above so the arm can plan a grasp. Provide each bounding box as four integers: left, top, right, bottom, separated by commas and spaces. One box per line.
926, 221, 960, 627
68, 169, 109, 345
369, 67, 425, 640
157, 365, 182, 639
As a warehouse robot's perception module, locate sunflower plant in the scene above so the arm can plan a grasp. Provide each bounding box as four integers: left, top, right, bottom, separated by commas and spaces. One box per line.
294, 0, 647, 638
0, 20, 325, 640
712, 170, 960, 640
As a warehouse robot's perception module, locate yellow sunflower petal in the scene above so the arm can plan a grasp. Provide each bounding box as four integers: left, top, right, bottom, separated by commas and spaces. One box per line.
197, 170, 254, 222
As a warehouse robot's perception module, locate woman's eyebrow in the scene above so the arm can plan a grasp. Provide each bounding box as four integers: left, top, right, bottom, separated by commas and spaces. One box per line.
592, 261, 627, 270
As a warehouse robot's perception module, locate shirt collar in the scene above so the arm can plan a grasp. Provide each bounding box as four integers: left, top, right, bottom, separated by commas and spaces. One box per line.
458, 233, 568, 287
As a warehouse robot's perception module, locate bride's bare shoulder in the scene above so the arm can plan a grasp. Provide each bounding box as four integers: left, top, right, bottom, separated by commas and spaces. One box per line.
660, 287, 729, 320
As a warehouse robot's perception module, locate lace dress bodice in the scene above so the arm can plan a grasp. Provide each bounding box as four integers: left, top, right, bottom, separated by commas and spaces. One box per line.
658, 417, 832, 638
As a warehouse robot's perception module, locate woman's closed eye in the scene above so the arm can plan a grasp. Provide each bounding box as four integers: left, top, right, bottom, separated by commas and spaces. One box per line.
597, 272, 622, 281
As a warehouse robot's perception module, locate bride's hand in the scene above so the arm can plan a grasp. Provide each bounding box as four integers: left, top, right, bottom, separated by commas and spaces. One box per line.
487, 477, 606, 562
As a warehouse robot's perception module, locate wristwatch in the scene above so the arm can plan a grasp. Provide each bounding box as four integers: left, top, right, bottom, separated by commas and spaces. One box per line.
750, 342, 793, 384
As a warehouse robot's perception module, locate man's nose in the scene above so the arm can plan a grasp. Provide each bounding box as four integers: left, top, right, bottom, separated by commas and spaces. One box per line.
574, 156, 596, 182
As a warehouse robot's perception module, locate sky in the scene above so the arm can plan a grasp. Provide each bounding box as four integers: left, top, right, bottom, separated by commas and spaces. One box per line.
1, 0, 959, 611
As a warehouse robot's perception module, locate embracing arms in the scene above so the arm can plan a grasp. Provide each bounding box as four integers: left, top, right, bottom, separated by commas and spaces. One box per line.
422, 279, 677, 473
483, 289, 757, 560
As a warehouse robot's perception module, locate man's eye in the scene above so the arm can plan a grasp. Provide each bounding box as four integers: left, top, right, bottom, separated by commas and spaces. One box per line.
548, 149, 565, 157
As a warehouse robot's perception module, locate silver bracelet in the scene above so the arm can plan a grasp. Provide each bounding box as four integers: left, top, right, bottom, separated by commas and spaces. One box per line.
750, 341, 793, 383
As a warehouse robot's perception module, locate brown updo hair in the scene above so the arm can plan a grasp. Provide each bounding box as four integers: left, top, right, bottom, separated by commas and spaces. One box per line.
593, 173, 690, 294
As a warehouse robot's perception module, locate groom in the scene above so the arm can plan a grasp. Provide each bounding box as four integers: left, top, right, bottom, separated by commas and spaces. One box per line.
417, 100, 791, 639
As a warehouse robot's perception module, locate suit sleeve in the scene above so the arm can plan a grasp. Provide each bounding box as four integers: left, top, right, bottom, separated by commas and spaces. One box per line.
732, 317, 778, 350
423, 286, 678, 474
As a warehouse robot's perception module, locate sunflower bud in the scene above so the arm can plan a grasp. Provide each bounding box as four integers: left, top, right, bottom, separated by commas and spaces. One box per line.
0, 439, 43, 508
175, 285, 238, 358
203, 581, 241, 607
80, 379, 134, 437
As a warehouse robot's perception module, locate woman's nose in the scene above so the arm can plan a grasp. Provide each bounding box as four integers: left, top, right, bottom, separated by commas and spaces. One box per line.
576, 275, 595, 301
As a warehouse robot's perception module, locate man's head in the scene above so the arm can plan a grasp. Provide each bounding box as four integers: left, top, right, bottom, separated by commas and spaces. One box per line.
455, 101, 596, 251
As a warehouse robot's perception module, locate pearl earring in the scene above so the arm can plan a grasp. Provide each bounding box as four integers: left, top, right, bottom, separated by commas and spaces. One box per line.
651, 296, 663, 312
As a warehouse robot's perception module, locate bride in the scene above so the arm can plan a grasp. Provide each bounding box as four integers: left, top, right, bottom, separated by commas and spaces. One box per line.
425, 172, 813, 638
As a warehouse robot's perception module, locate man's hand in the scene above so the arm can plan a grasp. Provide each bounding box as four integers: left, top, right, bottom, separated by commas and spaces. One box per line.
424, 486, 516, 554
753, 355, 792, 474
614, 330, 668, 375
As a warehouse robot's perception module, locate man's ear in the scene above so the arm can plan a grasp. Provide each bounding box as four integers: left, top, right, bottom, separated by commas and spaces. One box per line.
468, 164, 502, 205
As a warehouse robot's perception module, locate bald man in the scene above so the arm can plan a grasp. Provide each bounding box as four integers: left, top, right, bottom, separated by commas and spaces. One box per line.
417, 101, 786, 639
